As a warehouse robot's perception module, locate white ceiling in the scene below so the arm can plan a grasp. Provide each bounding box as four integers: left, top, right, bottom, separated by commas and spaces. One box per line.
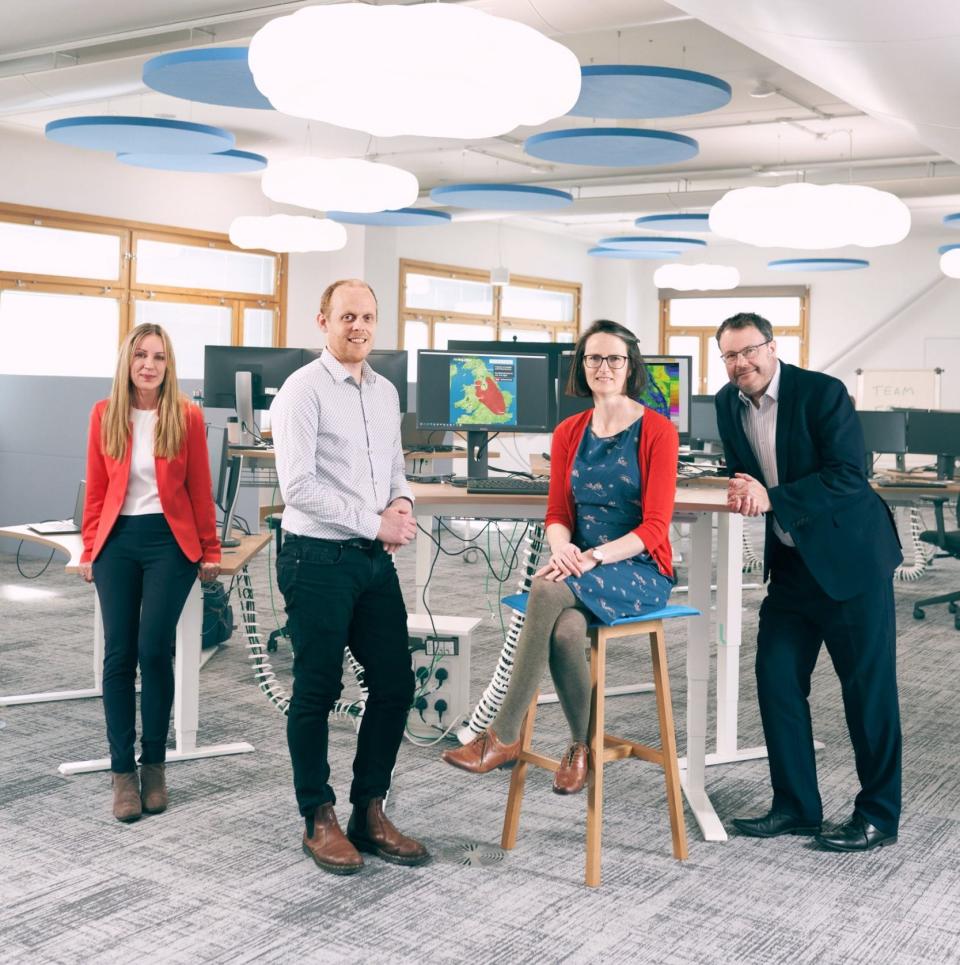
1, 0, 958, 245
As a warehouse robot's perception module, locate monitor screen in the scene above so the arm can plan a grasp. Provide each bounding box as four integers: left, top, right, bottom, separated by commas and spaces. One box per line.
203, 346, 305, 410
690, 395, 721, 444
447, 339, 569, 384
366, 350, 409, 413
858, 411, 907, 455
416, 350, 554, 432
206, 424, 229, 509
557, 353, 692, 441
905, 409, 960, 456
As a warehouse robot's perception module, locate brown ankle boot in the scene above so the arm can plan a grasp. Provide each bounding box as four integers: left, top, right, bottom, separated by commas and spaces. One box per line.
347, 799, 429, 866
112, 771, 142, 823
302, 804, 364, 875
553, 741, 589, 795
441, 728, 521, 774
140, 763, 168, 814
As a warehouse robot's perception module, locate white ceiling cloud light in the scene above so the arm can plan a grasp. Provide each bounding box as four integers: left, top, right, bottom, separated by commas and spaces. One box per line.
248, 3, 581, 138
261, 158, 418, 214
229, 215, 347, 253
939, 245, 960, 279
654, 263, 740, 291
709, 183, 911, 249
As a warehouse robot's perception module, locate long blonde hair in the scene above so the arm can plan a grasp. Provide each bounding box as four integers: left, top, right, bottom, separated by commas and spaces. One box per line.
101, 323, 186, 461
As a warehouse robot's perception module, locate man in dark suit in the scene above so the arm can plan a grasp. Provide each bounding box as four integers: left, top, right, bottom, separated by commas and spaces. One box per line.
715, 312, 902, 852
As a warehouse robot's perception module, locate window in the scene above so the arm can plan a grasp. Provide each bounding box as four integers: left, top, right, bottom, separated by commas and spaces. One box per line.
0, 204, 287, 377
399, 259, 580, 380
659, 286, 808, 394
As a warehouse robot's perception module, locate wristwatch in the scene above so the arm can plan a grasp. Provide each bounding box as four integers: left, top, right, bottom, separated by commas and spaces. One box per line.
591, 548, 605, 565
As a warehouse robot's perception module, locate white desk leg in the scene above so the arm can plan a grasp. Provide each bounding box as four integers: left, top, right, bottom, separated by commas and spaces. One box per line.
414, 514, 435, 613
678, 512, 727, 842
93, 591, 105, 694
715, 512, 743, 760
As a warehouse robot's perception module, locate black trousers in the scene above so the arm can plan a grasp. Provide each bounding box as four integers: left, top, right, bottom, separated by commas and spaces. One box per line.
277, 534, 414, 816
92, 514, 198, 773
756, 541, 902, 834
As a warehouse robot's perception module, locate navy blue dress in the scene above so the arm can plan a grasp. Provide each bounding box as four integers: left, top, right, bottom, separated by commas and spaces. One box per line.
564, 416, 673, 624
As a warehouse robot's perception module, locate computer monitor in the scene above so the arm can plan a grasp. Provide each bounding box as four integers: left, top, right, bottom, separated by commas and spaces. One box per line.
448, 339, 569, 384
857, 410, 907, 477
219, 453, 243, 548
416, 349, 554, 478
904, 409, 960, 479
366, 350, 409, 413
203, 346, 306, 410
557, 353, 692, 442
207, 424, 229, 509
690, 395, 722, 446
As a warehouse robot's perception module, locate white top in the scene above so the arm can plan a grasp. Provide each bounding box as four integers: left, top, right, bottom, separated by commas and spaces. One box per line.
120, 408, 164, 516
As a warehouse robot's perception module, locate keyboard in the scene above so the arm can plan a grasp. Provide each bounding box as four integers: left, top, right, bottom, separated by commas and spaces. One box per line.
466, 477, 550, 496
875, 478, 948, 489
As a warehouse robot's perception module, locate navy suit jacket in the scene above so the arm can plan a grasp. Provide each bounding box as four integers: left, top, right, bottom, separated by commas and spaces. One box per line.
715, 362, 902, 601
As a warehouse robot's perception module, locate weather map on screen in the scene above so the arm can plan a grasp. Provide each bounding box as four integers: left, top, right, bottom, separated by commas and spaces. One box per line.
449, 355, 518, 427
643, 360, 681, 422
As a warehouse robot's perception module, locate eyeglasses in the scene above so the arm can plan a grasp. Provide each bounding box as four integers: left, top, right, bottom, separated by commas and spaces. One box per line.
583, 354, 628, 370
720, 340, 771, 366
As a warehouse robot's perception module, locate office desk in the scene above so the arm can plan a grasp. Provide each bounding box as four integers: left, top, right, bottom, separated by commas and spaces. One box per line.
0, 524, 269, 774
408, 482, 746, 842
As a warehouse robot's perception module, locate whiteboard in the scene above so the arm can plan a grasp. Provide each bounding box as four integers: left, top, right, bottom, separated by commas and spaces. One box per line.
855, 369, 941, 410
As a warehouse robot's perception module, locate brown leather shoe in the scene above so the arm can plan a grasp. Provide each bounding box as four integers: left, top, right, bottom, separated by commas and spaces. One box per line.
441, 728, 521, 774
553, 741, 589, 795
140, 763, 168, 814
111, 771, 142, 823
302, 804, 364, 875
347, 799, 429, 867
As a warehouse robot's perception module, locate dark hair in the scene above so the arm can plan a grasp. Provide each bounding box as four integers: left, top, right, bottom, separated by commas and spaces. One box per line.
715, 311, 774, 344
319, 278, 378, 319
565, 319, 648, 399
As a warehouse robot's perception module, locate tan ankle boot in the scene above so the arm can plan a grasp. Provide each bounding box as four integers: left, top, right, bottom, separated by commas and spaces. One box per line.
302, 804, 364, 875
348, 799, 430, 866
140, 763, 168, 814
112, 771, 142, 823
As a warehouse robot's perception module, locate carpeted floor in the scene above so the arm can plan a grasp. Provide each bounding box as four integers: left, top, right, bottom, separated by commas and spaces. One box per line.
1, 518, 958, 964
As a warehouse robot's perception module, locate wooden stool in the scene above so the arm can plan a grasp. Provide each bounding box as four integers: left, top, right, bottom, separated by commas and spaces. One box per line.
499, 594, 698, 887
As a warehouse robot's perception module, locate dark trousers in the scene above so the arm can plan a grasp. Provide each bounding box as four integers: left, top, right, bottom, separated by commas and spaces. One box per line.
756, 541, 902, 834
277, 534, 414, 816
92, 514, 198, 773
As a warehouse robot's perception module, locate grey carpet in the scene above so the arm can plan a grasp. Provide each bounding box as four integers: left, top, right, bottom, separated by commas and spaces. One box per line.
1, 518, 958, 965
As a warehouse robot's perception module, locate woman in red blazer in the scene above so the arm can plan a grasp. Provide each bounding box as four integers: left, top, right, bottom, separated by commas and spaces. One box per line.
80, 322, 220, 822
444, 320, 679, 793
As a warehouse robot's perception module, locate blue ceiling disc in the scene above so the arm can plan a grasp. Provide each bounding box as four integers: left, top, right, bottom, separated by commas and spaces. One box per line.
45, 116, 235, 154
768, 258, 869, 271
569, 65, 732, 119
635, 213, 711, 232
328, 208, 453, 227
588, 247, 678, 260
943, 214, 960, 228
525, 128, 698, 167
598, 235, 707, 252
117, 149, 266, 173
429, 183, 573, 210
939, 244, 960, 254
143, 48, 273, 110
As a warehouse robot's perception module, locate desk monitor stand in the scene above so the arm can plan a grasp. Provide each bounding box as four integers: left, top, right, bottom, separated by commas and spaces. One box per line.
466, 430, 489, 480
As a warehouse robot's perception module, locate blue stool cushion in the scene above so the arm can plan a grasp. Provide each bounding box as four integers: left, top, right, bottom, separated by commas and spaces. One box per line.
502, 593, 699, 627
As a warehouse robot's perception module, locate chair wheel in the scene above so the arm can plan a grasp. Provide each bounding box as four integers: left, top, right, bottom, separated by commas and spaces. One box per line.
949, 602, 958, 614
913, 607, 925, 620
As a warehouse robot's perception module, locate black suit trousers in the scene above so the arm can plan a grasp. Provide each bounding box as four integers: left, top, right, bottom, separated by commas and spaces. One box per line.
756, 541, 902, 834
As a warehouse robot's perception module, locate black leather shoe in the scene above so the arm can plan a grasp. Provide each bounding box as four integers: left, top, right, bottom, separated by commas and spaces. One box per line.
815, 813, 897, 852
732, 809, 821, 838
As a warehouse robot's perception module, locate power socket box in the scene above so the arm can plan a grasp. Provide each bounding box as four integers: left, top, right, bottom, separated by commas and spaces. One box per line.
406, 614, 480, 740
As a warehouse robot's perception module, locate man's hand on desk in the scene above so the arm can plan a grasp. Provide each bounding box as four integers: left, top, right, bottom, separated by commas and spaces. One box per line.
727, 473, 771, 517
378, 499, 417, 553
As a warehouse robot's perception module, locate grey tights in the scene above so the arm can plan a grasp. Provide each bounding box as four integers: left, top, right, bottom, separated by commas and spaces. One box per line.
492, 577, 592, 744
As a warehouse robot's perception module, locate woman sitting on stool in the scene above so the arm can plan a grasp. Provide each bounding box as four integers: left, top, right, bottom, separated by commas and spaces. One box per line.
79, 323, 221, 822
442, 319, 678, 793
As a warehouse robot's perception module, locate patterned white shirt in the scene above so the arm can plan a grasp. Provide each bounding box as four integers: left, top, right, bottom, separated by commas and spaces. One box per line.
738, 361, 794, 546
271, 348, 412, 541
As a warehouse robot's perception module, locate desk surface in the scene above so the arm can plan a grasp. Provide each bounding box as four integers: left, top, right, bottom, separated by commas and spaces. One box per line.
0, 525, 271, 575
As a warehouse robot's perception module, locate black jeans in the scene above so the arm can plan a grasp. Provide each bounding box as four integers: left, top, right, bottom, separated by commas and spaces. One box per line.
92, 514, 198, 773
277, 534, 414, 816
756, 541, 902, 834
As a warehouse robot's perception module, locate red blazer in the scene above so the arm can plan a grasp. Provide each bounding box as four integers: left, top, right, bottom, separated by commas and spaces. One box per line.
81, 399, 221, 565
545, 407, 679, 579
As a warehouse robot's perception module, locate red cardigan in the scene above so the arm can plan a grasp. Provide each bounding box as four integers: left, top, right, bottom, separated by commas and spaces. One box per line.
81, 399, 220, 565
545, 407, 679, 578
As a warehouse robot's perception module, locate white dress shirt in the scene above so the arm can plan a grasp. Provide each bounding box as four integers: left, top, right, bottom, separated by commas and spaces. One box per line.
271, 348, 412, 541
119, 407, 164, 516
738, 361, 794, 546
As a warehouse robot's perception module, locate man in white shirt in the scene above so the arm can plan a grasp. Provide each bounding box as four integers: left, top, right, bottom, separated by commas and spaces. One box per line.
271, 279, 428, 874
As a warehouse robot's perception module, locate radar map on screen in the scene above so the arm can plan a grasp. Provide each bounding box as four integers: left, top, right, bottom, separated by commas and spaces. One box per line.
449, 355, 518, 426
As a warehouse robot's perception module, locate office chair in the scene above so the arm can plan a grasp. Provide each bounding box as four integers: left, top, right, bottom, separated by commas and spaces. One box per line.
914, 495, 960, 630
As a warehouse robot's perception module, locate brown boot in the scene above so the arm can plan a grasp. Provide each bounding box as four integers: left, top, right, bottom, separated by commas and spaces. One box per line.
553, 741, 589, 795
347, 799, 429, 866
140, 763, 168, 814
441, 728, 521, 774
111, 771, 142, 823
302, 804, 364, 875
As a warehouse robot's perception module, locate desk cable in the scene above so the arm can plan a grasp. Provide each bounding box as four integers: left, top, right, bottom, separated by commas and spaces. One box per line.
15, 542, 56, 580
